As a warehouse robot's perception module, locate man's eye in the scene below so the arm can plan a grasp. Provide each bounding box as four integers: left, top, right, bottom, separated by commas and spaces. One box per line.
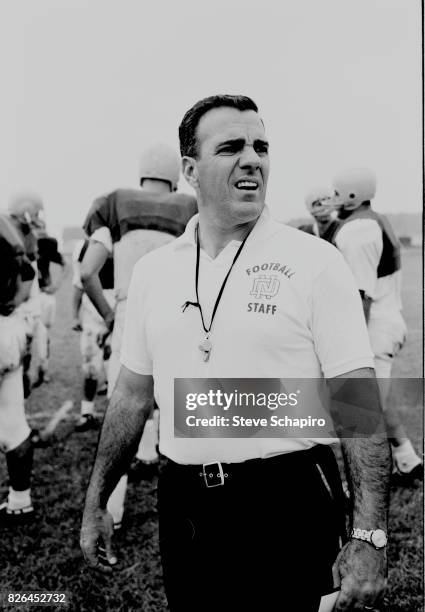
255, 144, 268, 155
219, 146, 238, 154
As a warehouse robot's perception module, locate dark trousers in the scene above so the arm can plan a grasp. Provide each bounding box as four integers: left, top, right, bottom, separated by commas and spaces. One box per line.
158, 446, 345, 612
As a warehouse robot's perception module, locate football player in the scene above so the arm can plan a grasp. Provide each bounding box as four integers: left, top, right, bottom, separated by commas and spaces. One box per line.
0, 213, 38, 523
300, 187, 340, 243
331, 167, 422, 481
7, 194, 45, 396
72, 238, 114, 431
80, 142, 197, 528
34, 206, 67, 384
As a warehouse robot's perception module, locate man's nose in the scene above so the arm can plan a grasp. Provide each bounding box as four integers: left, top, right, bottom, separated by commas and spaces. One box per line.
238, 145, 261, 170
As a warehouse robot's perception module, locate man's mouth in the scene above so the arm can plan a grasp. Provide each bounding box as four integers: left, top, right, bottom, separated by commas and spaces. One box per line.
235, 180, 259, 191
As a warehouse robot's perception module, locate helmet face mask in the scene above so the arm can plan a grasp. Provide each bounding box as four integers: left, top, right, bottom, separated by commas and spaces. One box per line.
309, 197, 334, 221
305, 188, 335, 222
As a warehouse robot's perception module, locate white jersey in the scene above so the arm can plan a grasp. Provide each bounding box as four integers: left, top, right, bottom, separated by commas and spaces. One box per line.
334, 218, 404, 324
90, 226, 174, 303
82, 187, 197, 303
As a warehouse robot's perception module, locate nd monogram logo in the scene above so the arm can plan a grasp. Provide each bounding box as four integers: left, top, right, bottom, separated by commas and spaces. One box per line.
250, 275, 280, 300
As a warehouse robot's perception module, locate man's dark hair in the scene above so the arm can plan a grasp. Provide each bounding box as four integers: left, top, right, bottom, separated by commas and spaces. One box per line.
178, 95, 259, 158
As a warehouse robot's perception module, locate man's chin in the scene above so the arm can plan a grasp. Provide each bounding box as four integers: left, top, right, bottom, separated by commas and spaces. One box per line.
232, 199, 264, 221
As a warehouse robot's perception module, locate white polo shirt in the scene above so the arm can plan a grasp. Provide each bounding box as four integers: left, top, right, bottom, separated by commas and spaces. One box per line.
121, 207, 374, 464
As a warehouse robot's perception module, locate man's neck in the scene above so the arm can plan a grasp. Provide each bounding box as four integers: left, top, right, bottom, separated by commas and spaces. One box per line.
197, 213, 258, 259
141, 179, 171, 194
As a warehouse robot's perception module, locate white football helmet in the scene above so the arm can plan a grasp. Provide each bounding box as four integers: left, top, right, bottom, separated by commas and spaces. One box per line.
139, 143, 181, 191
305, 187, 334, 221
332, 168, 376, 211
8, 193, 46, 229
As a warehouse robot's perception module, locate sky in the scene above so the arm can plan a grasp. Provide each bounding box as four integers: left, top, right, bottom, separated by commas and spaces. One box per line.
0, 0, 422, 239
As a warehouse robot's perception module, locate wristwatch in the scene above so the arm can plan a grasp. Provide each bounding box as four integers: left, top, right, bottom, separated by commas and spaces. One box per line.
350, 528, 387, 549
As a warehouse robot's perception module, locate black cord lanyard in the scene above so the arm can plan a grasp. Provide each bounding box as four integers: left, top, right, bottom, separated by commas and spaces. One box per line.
182, 223, 254, 361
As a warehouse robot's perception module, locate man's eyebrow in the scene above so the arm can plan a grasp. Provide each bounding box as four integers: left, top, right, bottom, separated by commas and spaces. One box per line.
215, 138, 269, 150
215, 138, 245, 150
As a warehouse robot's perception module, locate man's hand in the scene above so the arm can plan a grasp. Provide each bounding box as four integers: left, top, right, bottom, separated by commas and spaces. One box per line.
333, 540, 387, 611
104, 311, 115, 333
80, 507, 117, 573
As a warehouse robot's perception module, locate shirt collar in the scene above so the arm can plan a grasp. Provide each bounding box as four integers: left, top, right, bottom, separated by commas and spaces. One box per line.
175, 205, 272, 250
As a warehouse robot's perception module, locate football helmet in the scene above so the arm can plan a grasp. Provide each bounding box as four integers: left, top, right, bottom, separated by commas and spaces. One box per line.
305, 187, 334, 221
139, 143, 181, 191
332, 168, 376, 211
8, 193, 46, 230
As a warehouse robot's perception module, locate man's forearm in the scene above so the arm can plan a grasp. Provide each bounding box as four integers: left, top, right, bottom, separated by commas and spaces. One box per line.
82, 274, 113, 322
329, 370, 391, 530
85, 384, 153, 510
341, 436, 391, 530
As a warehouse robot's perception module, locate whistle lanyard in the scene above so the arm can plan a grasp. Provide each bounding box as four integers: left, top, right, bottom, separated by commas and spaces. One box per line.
190, 223, 253, 361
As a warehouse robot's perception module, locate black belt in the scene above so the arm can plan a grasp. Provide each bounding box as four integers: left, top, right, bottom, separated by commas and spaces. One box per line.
163, 446, 333, 489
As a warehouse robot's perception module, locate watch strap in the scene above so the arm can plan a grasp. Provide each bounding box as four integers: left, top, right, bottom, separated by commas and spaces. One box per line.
351, 528, 373, 542
350, 528, 387, 549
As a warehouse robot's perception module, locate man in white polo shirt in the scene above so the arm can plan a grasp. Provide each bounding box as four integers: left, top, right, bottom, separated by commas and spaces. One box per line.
81, 95, 390, 611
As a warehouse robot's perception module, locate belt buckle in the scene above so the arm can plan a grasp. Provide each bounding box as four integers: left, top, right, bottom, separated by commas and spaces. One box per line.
202, 461, 224, 488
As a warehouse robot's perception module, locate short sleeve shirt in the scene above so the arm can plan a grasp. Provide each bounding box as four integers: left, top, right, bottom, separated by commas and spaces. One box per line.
120, 207, 374, 464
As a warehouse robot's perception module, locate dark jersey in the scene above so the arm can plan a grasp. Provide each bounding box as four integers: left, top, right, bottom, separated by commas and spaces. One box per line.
83, 188, 198, 243
299, 220, 340, 244
298, 223, 315, 235
319, 220, 340, 244
0, 214, 35, 315
9, 217, 38, 261
37, 236, 65, 289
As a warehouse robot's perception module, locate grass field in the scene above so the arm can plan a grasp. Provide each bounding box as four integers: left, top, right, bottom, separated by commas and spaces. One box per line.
0, 247, 423, 612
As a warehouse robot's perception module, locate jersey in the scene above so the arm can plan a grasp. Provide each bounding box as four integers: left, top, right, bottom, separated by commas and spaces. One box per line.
83, 188, 197, 302
333, 204, 403, 322
37, 235, 65, 289
8, 217, 39, 262
299, 220, 340, 243
0, 214, 35, 316
298, 223, 315, 235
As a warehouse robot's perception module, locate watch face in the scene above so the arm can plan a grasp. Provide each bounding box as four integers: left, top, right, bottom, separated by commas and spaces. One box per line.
371, 529, 387, 548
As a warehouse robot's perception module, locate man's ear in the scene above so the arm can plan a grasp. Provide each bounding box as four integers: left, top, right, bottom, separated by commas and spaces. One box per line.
182, 156, 199, 190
